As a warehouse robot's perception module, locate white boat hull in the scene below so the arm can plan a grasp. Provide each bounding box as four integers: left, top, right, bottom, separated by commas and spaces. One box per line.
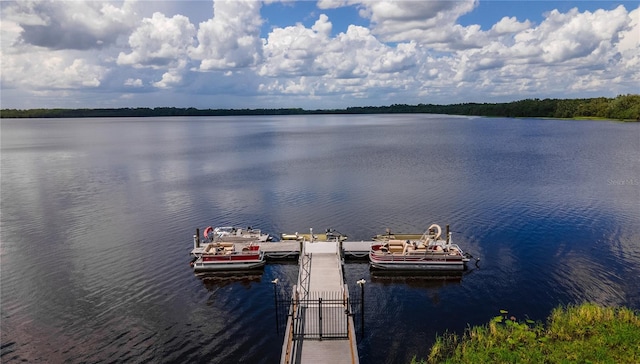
369, 257, 467, 271
193, 259, 265, 272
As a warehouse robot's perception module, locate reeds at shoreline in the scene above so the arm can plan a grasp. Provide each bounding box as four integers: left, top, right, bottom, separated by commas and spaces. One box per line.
413, 303, 640, 364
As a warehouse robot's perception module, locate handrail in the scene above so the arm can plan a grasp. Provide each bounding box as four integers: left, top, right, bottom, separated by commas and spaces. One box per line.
280, 285, 298, 364
335, 244, 345, 296
297, 252, 312, 300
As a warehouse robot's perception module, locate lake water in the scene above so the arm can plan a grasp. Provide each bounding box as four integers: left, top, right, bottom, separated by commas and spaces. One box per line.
1, 115, 639, 363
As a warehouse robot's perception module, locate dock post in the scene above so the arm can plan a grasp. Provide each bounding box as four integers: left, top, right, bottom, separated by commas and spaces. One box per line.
357, 279, 366, 335
195, 228, 200, 249
446, 224, 450, 243
272, 278, 280, 333
318, 297, 323, 340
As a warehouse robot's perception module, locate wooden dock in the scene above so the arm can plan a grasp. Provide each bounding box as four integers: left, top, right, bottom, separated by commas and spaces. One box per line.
280, 241, 360, 364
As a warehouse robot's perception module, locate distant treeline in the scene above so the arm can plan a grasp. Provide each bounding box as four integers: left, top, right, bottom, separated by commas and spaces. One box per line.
2, 94, 639, 120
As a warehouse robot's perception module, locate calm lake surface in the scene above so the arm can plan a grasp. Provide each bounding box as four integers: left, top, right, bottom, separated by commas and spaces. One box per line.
1, 115, 639, 363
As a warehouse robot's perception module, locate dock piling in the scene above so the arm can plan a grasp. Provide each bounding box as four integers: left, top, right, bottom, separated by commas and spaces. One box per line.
273, 278, 280, 333
357, 279, 365, 335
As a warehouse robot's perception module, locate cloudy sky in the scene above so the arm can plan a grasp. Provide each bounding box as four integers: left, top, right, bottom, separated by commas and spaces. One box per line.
1, 0, 638, 110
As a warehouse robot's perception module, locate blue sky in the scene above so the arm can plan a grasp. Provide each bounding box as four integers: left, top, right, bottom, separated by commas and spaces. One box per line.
458, 1, 637, 28
1, 1, 638, 109
261, 2, 368, 36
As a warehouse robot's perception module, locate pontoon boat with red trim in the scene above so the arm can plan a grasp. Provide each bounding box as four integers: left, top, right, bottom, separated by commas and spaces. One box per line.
192, 243, 265, 272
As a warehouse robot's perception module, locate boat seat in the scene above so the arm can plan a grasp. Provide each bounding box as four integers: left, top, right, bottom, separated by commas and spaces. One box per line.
403, 244, 415, 253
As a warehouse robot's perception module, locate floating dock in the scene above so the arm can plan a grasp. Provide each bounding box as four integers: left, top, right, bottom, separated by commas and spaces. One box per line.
190, 226, 473, 363
191, 240, 374, 259
190, 230, 370, 363
280, 241, 360, 364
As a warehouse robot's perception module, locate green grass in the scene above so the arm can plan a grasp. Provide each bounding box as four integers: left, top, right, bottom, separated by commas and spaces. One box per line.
412, 303, 640, 364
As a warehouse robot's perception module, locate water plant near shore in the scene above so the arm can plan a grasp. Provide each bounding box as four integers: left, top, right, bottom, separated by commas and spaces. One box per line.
412, 303, 640, 364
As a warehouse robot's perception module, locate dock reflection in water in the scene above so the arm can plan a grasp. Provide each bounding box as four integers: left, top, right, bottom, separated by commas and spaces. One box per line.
195, 270, 264, 290
369, 270, 465, 289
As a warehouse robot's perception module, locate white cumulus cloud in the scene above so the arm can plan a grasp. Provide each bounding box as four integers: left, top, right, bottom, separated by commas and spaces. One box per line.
0, 0, 638, 108
117, 12, 196, 69
190, 0, 263, 71
446, 4, 638, 99
2, 52, 106, 90
258, 13, 422, 101
8, 0, 137, 50
125, 78, 143, 87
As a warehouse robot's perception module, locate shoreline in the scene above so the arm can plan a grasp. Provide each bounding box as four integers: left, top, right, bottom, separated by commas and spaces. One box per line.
1, 95, 639, 121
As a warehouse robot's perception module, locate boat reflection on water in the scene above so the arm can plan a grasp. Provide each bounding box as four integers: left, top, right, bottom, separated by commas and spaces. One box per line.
195, 270, 264, 290
369, 269, 465, 289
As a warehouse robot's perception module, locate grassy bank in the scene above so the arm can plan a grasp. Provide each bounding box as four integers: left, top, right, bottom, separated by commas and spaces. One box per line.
413, 303, 640, 364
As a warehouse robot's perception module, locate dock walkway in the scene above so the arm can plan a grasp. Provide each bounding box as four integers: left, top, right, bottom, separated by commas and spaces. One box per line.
191, 240, 374, 259
280, 241, 359, 364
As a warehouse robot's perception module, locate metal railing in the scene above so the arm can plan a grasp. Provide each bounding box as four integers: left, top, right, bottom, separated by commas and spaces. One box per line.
297, 253, 312, 300
275, 286, 364, 339
277, 284, 364, 364
293, 290, 351, 339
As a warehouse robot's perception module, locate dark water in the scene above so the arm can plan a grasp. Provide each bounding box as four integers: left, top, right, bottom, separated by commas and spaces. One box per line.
1, 115, 639, 363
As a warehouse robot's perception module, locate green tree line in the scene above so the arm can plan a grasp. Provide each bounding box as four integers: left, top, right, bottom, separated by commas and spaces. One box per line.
2, 94, 639, 120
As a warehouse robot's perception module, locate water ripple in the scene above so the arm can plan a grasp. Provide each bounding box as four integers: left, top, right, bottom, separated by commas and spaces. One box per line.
2, 116, 638, 363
